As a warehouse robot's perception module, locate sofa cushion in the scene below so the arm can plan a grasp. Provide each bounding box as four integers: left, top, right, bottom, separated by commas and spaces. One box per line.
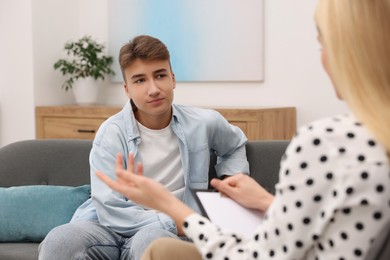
0, 184, 90, 242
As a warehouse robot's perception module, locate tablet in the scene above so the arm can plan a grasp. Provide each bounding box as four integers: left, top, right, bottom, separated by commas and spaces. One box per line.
192, 189, 264, 239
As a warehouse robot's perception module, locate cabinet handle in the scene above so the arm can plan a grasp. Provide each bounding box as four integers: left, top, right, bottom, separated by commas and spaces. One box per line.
77, 129, 96, 133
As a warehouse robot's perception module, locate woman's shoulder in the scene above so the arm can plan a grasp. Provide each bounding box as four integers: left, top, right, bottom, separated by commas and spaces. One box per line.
290, 113, 388, 164
297, 113, 359, 134
295, 113, 373, 142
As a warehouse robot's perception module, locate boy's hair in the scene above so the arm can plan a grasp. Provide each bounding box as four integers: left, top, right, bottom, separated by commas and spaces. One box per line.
119, 35, 171, 83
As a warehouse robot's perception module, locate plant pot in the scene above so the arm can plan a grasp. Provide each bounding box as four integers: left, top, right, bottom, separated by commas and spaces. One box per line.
72, 78, 100, 105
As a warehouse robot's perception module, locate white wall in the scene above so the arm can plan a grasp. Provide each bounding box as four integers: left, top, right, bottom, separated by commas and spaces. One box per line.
0, 0, 348, 147
0, 0, 35, 147
32, 0, 79, 107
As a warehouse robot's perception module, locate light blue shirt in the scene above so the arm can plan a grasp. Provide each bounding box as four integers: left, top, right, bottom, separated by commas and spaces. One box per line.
72, 101, 249, 237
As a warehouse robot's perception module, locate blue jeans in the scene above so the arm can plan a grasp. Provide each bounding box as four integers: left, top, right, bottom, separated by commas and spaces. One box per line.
38, 221, 180, 260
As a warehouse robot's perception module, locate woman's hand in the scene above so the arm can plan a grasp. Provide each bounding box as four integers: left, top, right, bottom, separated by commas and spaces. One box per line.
210, 173, 274, 212
96, 152, 173, 211
96, 153, 194, 234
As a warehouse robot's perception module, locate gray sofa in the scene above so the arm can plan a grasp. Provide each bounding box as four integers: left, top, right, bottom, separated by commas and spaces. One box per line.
0, 139, 388, 260
0, 139, 91, 260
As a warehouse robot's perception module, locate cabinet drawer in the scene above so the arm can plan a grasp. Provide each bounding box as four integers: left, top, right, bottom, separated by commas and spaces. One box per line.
43, 117, 105, 139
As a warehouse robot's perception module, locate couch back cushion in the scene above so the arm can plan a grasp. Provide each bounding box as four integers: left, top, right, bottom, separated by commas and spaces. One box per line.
0, 139, 92, 187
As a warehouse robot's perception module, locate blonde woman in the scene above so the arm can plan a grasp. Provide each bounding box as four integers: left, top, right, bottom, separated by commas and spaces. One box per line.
97, 0, 390, 259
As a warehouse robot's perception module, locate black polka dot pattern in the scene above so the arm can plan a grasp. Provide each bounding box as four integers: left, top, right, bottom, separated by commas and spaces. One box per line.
182, 114, 390, 260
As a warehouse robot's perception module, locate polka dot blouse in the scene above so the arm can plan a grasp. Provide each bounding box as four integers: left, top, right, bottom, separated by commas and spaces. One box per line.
183, 113, 390, 260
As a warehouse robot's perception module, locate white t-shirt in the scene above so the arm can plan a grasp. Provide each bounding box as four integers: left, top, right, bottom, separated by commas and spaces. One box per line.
136, 121, 185, 201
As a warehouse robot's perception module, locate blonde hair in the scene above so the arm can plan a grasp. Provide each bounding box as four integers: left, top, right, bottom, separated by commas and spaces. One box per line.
316, 0, 390, 154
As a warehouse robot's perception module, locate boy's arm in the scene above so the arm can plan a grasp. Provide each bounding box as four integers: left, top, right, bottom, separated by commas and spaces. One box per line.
211, 111, 250, 177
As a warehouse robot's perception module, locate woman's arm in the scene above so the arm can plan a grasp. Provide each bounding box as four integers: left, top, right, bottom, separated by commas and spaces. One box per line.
96, 153, 273, 234
96, 152, 194, 235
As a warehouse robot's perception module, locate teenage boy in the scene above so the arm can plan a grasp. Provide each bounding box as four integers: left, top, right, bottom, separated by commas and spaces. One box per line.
39, 35, 249, 260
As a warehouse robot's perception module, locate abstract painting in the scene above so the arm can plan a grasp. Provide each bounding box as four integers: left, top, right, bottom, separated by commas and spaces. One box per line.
108, 0, 264, 82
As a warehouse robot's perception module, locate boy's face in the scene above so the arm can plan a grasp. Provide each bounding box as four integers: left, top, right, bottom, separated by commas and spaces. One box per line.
123, 58, 176, 128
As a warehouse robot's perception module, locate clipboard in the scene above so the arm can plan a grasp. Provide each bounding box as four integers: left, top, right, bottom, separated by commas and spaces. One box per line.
191, 189, 264, 239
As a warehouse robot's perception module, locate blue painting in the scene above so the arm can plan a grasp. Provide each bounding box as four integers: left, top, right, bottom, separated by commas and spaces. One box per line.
108, 0, 264, 82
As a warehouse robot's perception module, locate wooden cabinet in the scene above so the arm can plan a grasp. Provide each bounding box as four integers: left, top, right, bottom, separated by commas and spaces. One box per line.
36, 106, 296, 140
215, 107, 296, 140
36, 106, 120, 140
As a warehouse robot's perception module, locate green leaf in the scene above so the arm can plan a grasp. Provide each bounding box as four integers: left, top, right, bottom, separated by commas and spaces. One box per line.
53, 35, 115, 91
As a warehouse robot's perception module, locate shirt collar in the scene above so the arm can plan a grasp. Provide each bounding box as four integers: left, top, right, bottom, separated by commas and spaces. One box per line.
124, 101, 180, 142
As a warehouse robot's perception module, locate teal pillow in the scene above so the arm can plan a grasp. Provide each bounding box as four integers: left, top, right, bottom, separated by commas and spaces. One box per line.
0, 184, 90, 242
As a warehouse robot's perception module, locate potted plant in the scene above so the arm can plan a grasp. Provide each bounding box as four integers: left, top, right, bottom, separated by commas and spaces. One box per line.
54, 35, 115, 105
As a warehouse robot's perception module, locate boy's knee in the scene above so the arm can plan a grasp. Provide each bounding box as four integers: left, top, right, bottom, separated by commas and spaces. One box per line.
39, 222, 96, 259
42, 222, 86, 245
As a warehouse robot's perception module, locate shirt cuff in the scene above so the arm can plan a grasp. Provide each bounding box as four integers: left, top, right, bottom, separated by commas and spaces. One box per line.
183, 214, 217, 240
157, 211, 178, 235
